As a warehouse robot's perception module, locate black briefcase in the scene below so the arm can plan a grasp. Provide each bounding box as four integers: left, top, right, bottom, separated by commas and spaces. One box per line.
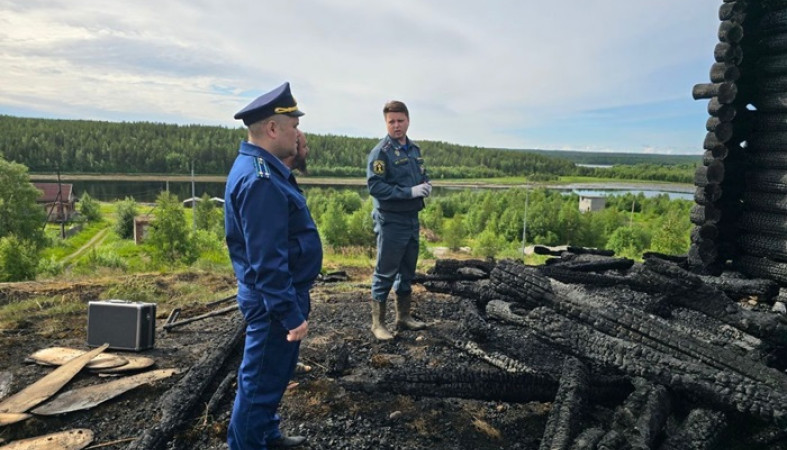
87, 300, 156, 351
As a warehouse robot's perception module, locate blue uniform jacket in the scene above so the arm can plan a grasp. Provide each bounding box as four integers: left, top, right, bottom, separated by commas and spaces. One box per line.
224, 141, 323, 330
367, 135, 429, 214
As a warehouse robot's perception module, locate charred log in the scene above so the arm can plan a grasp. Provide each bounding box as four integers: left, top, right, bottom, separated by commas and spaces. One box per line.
657, 409, 727, 450
538, 357, 589, 450
486, 301, 787, 427
126, 317, 245, 450
543, 254, 635, 273
606, 379, 672, 450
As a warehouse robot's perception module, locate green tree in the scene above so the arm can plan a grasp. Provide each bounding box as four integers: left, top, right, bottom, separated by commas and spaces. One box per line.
146, 191, 196, 264
195, 192, 223, 235
443, 214, 466, 251
420, 200, 444, 236
607, 226, 650, 259
78, 192, 102, 222
649, 210, 690, 255
320, 199, 349, 248
0, 234, 39, 281
347, 198, 375, 247
0, 157, 47, 248
473, 226, 502, 258
114, 197, 138, 239
558, 198, 583, 245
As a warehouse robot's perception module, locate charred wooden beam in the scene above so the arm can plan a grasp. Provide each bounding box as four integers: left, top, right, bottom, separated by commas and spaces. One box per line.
692, 82, 738, 103
690, 223, 720, 241
714, 42, 743, 65
606, 379, 671, 450
753, 112, 787, 131
745, 169, 787, 193
690, 204, 722, 224
569, 428, 605, 449
735, 254, 787, 284
707, 97, 737, 121
341, 366, 560, 404
694, 185, 723, 205
643, 258, 787, 346
736, 210, 787, 235
486, 301, 787, 427
710, 62, 741, 83
538, 357, 589, 450
698, 271, 780, 302
428, 255, 495, 275
719, 20, 745, 43
719, 1, 748, 23
743, 190, 787, 212
694, 161, 725, 187
658, 409, 727, 450
738, 233, 787, 262
753, 93, 787, 113
125, 317, 245, 450
543, 254, 634, 273
760, 54, 787, 76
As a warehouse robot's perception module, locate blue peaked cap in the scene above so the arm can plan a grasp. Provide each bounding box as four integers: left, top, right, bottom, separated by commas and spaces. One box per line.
234, 82, 305, 126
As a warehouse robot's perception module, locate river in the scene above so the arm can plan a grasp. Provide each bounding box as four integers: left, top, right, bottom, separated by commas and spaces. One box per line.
29, 174, 695, 203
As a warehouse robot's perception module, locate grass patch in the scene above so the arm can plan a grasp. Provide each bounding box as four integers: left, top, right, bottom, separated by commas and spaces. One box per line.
0, 295, 85, 331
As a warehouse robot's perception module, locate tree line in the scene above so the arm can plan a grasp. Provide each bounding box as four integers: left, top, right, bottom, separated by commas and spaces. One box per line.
0, 115, 697, 182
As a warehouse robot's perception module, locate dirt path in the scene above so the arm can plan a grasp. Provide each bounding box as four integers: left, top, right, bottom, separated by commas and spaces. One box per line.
60, 228, 110, 265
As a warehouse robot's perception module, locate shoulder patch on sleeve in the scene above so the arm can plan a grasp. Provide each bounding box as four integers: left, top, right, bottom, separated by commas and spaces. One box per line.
372, 159, 385, 175
253, 157, 271, 179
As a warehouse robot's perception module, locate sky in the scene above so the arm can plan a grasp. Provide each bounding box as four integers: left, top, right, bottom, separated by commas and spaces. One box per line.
0, 0, 723, 154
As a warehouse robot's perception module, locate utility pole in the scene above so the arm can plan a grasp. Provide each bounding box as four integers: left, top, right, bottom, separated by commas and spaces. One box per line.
57, 169, 65, 239
191, 160, 196, 232
521, 189, 529, 256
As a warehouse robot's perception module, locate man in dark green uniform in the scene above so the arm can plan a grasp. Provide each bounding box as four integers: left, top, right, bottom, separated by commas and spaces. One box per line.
366, 100, 430, 340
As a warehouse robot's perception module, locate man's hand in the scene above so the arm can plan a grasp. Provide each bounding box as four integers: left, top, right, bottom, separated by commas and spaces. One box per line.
287, 321, 308, 342
411, 183, 431, 198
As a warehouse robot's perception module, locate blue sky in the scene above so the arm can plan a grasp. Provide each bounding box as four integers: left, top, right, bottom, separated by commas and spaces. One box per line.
0, 0, 721, 154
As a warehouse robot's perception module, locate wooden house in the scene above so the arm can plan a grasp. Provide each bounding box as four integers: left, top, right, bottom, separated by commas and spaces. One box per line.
34, 182, 76, 222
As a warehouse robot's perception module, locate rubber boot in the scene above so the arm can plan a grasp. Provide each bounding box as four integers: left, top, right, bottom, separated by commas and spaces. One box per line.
371, 300, 394, 340
395, 294, 427, 330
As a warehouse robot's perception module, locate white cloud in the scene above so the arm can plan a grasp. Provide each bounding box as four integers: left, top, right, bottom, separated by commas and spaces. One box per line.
0, 0, 721, 153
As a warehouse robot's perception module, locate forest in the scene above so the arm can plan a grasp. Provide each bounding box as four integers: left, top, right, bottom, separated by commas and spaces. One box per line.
0, 114, 698, 282
0, 115, 699, 182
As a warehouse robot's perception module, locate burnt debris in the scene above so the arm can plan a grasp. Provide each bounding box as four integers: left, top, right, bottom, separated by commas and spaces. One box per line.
343, 252, 787, 449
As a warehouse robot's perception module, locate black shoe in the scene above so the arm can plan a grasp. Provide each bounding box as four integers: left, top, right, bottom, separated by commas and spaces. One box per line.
269, 435, 307, 448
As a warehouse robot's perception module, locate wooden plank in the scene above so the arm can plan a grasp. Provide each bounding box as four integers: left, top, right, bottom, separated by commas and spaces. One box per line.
27, 347, 128, 370
0, 344, 109, 413
31, 369, 178, 416
0, 413, 31, 427
0, 429, 93, 450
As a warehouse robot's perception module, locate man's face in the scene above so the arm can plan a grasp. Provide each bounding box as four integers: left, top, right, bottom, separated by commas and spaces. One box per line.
385, 112, 409, 144
290, 132, 309, 173
276, 116, 299, 159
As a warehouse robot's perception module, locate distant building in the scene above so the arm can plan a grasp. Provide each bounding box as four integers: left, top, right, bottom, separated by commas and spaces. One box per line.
182, 196, 224, 208
579, 195, 606, 213
134, 215, 154, 245
34, 182, 76, 222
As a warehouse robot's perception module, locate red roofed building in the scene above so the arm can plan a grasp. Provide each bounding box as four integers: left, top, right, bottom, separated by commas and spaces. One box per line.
33, 182, 76, 222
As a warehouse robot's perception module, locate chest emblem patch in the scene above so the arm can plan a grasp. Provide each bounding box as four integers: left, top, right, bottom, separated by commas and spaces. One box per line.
373, 160, 385, 175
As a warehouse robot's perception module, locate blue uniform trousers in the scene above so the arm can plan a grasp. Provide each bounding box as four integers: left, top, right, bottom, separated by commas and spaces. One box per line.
371, 211, 420, 302
227, 287, 310, 450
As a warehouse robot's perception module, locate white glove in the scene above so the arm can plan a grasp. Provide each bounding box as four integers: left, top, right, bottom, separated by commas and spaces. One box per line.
411, 183, 431, 198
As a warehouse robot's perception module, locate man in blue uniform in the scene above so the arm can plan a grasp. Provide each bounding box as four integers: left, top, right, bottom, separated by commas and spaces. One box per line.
366, 100, 430, 340
225, 82, 322, 449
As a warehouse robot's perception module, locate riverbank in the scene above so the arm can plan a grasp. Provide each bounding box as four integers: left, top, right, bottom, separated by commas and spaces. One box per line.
29, 173, 694, 194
